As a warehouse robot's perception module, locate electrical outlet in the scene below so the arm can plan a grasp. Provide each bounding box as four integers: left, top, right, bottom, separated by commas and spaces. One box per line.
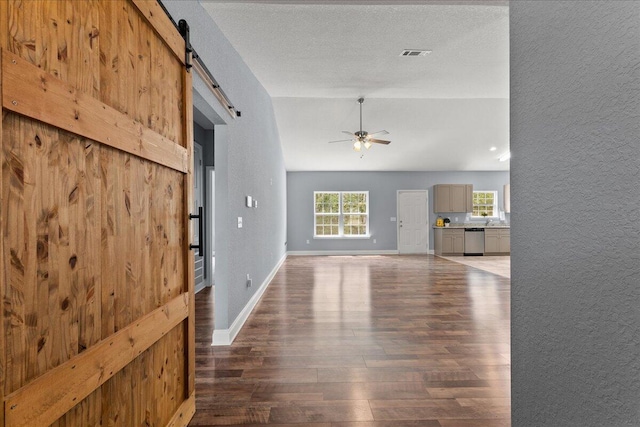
373, 239, 377, 244
306, 239, 310, 244
246, 274, 252, 288
237, 217, 243, 228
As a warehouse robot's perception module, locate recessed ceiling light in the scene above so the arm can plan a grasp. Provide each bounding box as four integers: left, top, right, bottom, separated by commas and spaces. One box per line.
499, 152, 511, 162
400, 49, 432, 57
489, 146, 497, 152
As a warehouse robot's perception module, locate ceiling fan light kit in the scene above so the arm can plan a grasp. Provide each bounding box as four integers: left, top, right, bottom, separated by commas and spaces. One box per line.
328, 97, 391, 152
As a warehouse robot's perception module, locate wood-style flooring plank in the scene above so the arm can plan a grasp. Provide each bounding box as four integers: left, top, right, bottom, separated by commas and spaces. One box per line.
189, 255, 510, 426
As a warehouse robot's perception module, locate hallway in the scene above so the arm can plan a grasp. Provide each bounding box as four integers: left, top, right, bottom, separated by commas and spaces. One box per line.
191, 255, 510, 426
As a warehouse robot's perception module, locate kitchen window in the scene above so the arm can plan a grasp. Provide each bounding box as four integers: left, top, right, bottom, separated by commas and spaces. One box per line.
472, 190, 498, 218
314, 191, 369, 237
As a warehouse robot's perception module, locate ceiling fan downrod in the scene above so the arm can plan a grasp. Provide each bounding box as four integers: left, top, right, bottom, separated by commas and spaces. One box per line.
358, 97, 364, 135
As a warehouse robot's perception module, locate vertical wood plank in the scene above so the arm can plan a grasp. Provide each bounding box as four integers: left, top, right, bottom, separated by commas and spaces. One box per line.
183, 63, 196, 396
100, 147, 115, 339
0, 45, 5, 427
98, 0, 119, 115
0, 1, 8, 51
78, 135, 102, 356
137, 12, 151, 137
119, 152, 132, 331
4, 113, 29, 394
130, 0, 185, 66
117, 0, 131, 118
42, 1, 59, 80
34, 122, 57, 381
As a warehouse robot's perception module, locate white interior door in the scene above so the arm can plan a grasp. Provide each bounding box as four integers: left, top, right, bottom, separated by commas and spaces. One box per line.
398, 190, 429, 254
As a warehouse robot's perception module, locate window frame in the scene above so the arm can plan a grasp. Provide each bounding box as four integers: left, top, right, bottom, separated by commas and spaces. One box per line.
313, 191, 370, 239
471, 190, 499, 219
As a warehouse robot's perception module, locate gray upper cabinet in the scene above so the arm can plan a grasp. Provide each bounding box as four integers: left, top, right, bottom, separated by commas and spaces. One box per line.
433, 184, 473, 213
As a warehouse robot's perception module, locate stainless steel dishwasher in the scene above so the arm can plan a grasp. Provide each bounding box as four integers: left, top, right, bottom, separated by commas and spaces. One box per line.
464, 228, 485, 256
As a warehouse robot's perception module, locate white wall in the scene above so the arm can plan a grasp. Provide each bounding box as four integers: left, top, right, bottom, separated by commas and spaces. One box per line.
511, 2, 640, 425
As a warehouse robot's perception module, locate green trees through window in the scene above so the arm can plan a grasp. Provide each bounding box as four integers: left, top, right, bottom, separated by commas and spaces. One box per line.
314, 191, 369, 237
472, 191, 498, 217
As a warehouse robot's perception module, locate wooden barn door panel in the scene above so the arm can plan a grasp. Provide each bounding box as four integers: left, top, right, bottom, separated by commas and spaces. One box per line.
0, 1, 195, 426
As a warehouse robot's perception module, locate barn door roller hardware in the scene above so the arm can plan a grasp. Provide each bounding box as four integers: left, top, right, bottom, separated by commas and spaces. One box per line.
178, 19, 193, 71
189, 206, 204, 256
157, 0, 241, 118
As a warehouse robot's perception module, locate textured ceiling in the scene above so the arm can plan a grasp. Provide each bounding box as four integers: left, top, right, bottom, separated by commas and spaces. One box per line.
201, 1, 509, 171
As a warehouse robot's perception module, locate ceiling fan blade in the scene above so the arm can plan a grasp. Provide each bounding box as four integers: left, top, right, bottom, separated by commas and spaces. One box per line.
368, 138, 391, 145
341, 131, 355, 136
328, 139, 353, 143
368, 130, 389, 137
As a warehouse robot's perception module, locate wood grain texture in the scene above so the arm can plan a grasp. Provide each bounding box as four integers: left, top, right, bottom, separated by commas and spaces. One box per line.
131, 0, 185, 66
0, 46, 5, 427
168, 392, 197, 427
5, 293, 189, 427
183, 57, 196, 399
1, 0, 193, 425
190, 255, 511, 426
94, 0, 184, 146
1, 113, 103, 394
2, 50, 188, 173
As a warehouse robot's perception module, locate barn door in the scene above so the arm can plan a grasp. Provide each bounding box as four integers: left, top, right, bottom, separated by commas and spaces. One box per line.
0, 1, 195, 426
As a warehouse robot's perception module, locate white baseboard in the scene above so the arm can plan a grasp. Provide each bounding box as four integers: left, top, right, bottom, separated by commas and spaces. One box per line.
211, 253, 287, 346
287, 250, 399, 256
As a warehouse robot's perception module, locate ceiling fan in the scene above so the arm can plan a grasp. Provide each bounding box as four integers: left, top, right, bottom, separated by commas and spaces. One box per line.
329, 97, 391, 152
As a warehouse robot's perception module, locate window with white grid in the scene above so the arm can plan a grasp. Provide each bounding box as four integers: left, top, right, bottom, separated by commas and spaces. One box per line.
472, 191, 498, 218
314, 191, 369, 237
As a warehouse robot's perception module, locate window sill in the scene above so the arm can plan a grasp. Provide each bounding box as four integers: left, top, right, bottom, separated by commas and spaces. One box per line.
313, 235, 371, 240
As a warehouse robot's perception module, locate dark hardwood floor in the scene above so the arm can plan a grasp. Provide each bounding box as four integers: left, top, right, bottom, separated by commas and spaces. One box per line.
191, 255, 511, 426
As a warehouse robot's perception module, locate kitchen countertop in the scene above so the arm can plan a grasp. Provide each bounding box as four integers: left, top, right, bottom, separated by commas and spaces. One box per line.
433, 224, 510, 229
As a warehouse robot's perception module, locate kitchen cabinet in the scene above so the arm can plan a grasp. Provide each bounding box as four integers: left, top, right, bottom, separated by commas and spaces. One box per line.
434, 228, 464, 255
504, 184, 511, 213
484, 229, 510, 254
433, 184, 473, 213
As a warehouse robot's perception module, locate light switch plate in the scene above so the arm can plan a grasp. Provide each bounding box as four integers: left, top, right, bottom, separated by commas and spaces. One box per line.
237, 217, 243, 228
246, 196, 252, 207
390, 217, 397, 222
253, 199, 258, 208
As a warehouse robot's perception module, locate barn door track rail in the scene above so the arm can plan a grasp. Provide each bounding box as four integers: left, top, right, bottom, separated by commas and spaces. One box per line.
158, 0, 241, 119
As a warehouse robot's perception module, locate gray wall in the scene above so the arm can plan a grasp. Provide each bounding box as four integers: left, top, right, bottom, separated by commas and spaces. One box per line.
165, 2, 287, 330
287, 171, 509, 252
511, 2, 640, 426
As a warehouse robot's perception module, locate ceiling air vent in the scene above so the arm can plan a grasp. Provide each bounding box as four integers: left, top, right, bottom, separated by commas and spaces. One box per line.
400, 49, 432, 57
